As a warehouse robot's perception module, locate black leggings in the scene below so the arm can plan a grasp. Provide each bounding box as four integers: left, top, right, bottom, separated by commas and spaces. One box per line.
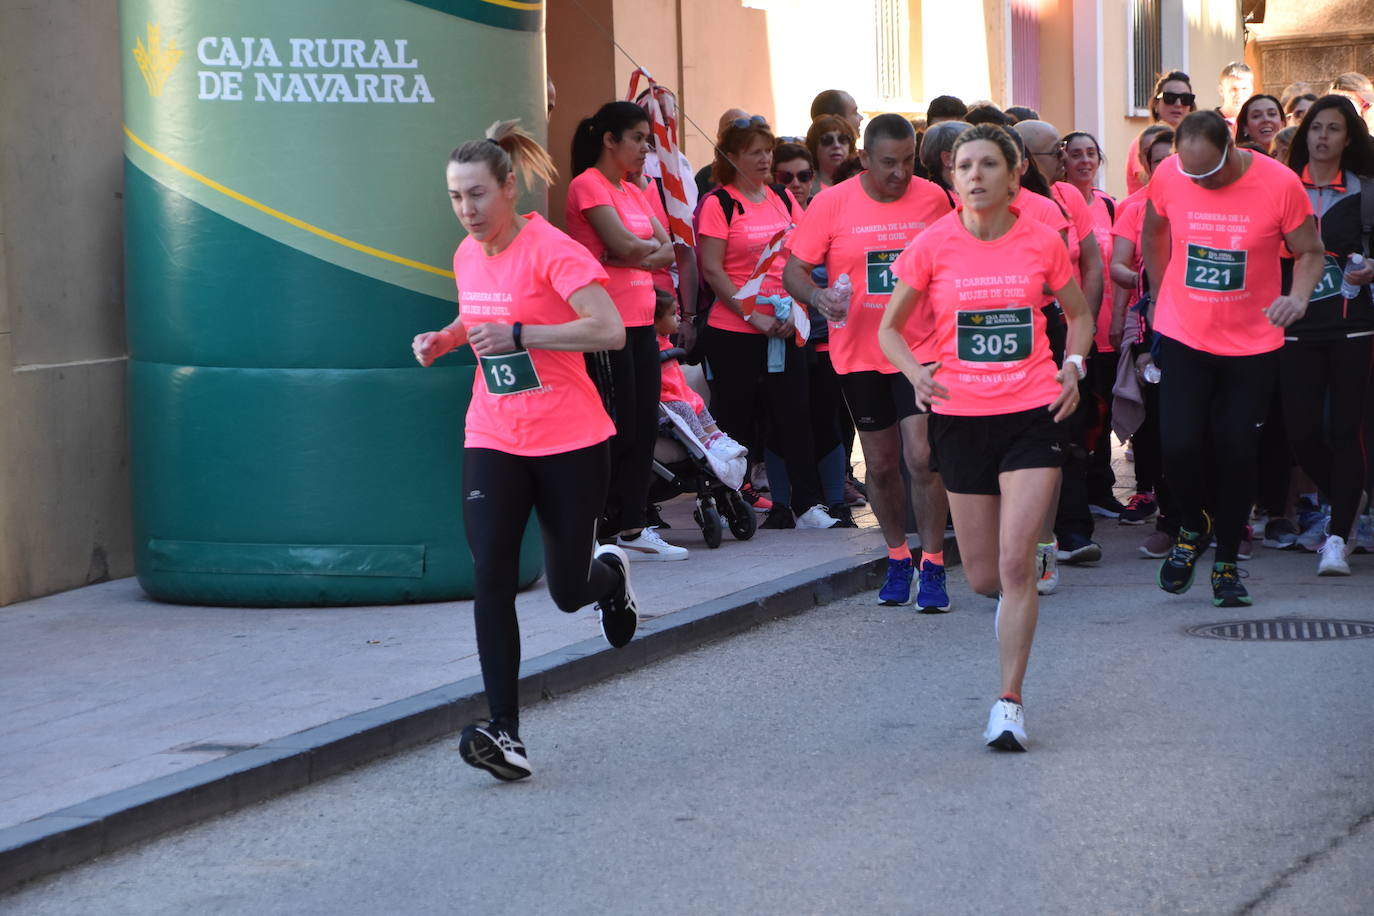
593, 325, 660, 533
463, 443, 618, 729
1280, 336, 1374, 538
1158, 336, 1278, 563
704, 325, 824, 512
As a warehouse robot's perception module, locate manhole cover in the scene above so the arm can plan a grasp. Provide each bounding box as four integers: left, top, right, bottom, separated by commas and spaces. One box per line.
1187, 618, 1374, 642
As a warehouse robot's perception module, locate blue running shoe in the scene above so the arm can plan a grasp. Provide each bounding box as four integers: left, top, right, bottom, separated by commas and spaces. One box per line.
916, 560, 951, 613
878, 557, 914, 606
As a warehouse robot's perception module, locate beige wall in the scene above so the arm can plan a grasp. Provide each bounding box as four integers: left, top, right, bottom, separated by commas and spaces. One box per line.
0, 2, 132, 606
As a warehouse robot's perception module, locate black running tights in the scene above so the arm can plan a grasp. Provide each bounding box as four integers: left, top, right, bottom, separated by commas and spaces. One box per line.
464, 444, 618, 729
596, 325, 661, 534
1157, 336, 1277, 563
1279, 336, 1374, 538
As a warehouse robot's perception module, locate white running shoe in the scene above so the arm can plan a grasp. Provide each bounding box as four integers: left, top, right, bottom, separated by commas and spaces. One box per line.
1036, 542, 1058, 595
796, 504, 840, 529
617, 527, 689, 561
1317, 534, 1352, 576
984, 699, 1028, 751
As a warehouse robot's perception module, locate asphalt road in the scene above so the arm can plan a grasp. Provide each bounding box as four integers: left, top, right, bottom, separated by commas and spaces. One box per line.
4, 524, 1372, 915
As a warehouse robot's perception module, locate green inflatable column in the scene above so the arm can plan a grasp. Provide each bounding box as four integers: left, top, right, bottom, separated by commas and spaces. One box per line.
120, 0, 547, 606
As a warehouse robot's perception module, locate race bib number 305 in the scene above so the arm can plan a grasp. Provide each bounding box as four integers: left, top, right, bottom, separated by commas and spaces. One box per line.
479, 351, 542, 396
956, 307, 1033, 363
865, 249, 903, 296
1185, 244, 1247, 292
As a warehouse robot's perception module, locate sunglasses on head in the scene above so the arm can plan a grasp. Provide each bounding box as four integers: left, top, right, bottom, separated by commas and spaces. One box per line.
819, 133, 850, 146
1156, 91, 1196, 107
731, 115, 768, 129
1178, 141, 1229, 181
775, 168, 815, 185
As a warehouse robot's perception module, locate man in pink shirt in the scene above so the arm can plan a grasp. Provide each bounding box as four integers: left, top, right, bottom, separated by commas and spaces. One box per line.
783, 114, 954, 609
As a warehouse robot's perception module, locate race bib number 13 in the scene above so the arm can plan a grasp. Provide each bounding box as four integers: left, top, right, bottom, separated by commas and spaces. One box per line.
479, 351, 542, 396
1185, 244, 1247, 292
865, 249, 903, 295
956, 307, 1032, 363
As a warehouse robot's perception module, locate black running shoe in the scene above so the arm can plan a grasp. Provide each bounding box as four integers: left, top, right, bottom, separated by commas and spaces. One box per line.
458, 720, 531, 781
1158, 515, 1212, 595
1210, 562, 1252, 607
759, 505, 796, 529
1056, 533, 1103, 565
827, 503, 858, 528
593, 544, 638, 648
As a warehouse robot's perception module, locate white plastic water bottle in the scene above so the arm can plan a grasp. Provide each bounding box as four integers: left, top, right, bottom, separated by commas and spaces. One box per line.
1341, 253, 1366, 300
829, 273, 853, 329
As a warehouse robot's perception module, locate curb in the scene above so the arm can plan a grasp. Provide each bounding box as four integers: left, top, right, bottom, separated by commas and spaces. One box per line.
1, 545, 961, 892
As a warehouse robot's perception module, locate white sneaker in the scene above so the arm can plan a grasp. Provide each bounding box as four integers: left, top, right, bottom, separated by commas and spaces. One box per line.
984, 699, 1028, 751
617, 527, 689, 561
1317, 534, 1352, 576
1036, 541, 1058, 595
796, 504, 840, 529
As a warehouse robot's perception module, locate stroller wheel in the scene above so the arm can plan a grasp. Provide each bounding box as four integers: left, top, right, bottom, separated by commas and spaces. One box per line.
724, 489, 757, 541
694, 500, 724, 549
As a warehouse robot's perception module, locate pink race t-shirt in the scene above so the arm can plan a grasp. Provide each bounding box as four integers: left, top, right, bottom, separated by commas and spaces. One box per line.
788, 175, 953, 374
640, 181, 675, 294
1087, 189, 1118, 350
892, 208, 1074, 417
1052, 183, 1096, 286
698, 185, 799, 335
1147, 152, 1313, 356
658, 334, 704, 413
456, 213, 617, 456
565, 168, 657, 327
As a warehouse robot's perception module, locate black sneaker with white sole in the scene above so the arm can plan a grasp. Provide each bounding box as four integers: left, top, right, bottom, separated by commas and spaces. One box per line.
458, 720, 531, 781
593, 544, 638, 648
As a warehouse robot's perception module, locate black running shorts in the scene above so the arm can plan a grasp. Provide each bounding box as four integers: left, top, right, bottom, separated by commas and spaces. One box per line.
838, 369, 923, 431
928, 406, 1067, 495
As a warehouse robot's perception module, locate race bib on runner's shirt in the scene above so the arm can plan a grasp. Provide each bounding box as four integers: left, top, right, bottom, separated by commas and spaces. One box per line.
1309, 254, 1345, 303
1185, 244, 1247, 292
479, 351, 542, 396
956, 307, 1032, 363
865, 249, 903, 296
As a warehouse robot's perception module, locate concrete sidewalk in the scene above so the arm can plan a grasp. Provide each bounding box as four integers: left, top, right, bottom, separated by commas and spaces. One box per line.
1, 490, 930, 887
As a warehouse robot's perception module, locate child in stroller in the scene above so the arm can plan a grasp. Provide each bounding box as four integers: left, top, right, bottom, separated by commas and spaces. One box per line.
651, 292, 757, 548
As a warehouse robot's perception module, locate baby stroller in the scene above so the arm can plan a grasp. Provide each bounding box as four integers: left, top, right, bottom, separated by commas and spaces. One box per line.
649, 348, 757, 549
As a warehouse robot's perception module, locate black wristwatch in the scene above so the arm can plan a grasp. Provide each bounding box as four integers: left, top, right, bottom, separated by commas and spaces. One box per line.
511, 321, 525, 351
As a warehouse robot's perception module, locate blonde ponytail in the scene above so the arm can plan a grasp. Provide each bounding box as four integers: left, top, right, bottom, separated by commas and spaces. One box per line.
448, 118, 557, 190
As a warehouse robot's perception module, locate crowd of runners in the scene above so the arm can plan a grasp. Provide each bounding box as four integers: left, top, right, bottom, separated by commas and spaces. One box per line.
412, 63, 1374, 775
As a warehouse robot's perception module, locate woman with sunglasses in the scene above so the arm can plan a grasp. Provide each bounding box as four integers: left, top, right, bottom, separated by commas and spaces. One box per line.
1236, 94, 1284, 154
1280, 95, 1374, 575
1127, 71, 1197, 194
878, 124, 1094, 751
772, 141, 816, 210
411, 120, 637, 781
805, 114, 859, 195
566, 101, 687, 561
1285, 92, 1318, 129
699, 117, 837, 530
1141, 110, 1324, 607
